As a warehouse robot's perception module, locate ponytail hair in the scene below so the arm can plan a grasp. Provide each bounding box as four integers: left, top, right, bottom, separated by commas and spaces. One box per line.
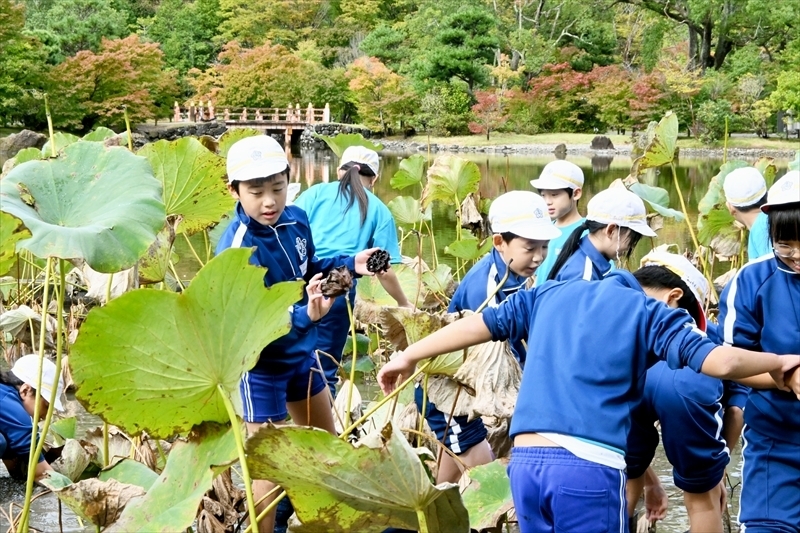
337, 162, 373, 225
0, 370, 25, 390
548, 220, 602, 281
633, 265, 701, 325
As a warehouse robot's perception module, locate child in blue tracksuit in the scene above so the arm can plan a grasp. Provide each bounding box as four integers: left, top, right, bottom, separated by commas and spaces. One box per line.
723, 166, 771, 260
718, 170, 800, 533
294, 146, 410, 397
530, 160, 585, 285
417, 191, 561, 484
624, 252, 747, 532
379, 253, 799, 533
215, 136, 376, 533
548, 186, 656, 282
0, 355, 64, 482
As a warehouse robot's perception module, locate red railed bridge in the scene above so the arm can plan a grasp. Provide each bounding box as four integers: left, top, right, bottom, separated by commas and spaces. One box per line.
173, 101, 331, 143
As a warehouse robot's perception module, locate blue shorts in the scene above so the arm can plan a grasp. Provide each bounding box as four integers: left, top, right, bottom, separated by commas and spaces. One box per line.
626, 362, 729, 493
509, 446, 628, 533
414, 384, 487, 455
0, 432, 6, 458
739, 425, 800, 532
240, 355, 327, 423
316, 285, 356, 397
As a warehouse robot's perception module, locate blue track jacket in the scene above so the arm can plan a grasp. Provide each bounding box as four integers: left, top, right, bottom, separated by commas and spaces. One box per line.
553, 236, 611, 281
448, 248, 528, 363
719, 254, 800, 444
216, 203, 356, 370
482, 270, 717, 453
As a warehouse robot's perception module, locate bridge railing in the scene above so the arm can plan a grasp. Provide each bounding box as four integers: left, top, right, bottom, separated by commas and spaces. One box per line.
173, 102, 331, 124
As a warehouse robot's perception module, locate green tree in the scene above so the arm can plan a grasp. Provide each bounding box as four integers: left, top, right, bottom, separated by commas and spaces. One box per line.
420, 6, 499, 91
143, 0, 221, 73
26, 0, 127, 63
418, 83, 472, 136
360, 24, 408, 69
771, 71, 800, 116
346, 56, 417, 134
217, 0, 325, 48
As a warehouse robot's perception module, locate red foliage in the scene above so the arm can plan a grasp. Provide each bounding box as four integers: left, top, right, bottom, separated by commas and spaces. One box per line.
468, 90, 509, 140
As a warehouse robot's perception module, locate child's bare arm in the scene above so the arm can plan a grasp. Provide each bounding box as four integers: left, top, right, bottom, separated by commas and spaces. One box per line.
701, 347, 800, 390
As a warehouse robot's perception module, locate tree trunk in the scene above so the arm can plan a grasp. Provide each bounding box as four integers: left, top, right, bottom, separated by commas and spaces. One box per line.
701, 19, 713, 70
486, 128, 490, 141
688, 27, 701, 69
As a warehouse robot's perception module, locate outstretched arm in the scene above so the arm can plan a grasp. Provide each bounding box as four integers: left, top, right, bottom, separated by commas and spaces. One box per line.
376, 267, 412, 307
701, 347, 800, 391
377, 314, 492, 394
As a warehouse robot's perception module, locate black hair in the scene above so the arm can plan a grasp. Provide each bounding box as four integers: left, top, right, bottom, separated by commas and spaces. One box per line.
735, 193, 768, 213
229, 165, 290, 193
0, 370, 25, 390
547, 220, 643, 281
633, 265, 701, 325
768, 205, 800, 243
337, 162, 374, 226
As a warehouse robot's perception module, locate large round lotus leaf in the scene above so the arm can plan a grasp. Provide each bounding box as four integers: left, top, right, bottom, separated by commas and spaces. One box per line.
41, 132, 80, 156
246, 423, 469, 532
82, 127, 116, 142
444, 237, 492, 261
422, 155, 482, 208
390, 154, 426, 191
461, 460, 513, 531
138, 137, 232, 235
628, 182, 684, 221
631, 112, 678, 176
0, 212, 30, 276
388, 196, 431, 226
0, 141, 166, 272
70, 248, 303, 438
109, 423, 236, 533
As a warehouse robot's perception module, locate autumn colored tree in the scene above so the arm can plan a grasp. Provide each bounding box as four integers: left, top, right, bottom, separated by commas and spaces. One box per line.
585, 65, 634, 133
468, 90, 508, 140
526, 62, 598, 132
48, 35, 179, 131
628, 70, 670, 128
216, 0, 324, 48
346, 56, 417, 134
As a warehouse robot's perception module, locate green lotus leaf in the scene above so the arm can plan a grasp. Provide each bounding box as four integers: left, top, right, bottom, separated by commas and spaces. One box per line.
461, 460, 514, 531
109, 423, 237, 533
629, 182, 684, 221
0, 212, 30, 276
423, 155, 482, 208
70, 248, 303, 438
12, 147, 43, 166
41, 132, 80, 156
42, 471, 146, 528
82, 127, 116, 142
138, 137, 232, 235
51, 439, 94, 481
391, 154, 426, 190
98, 459, 159, 491
754, 157, 777, 186
445, 237, 492, 261
50, 417, 77, 440
790, 151, 799, 171
137, 224, 178, 285
388, 196, 432, 226
342, 333, 371, 357
422, 265, 453, 295
631, 112, 678, 176
0, 142, 166, 272
356, 263, 425, 310
217, 128, 263, 158
314, 133, 383, 159
697, 160, 748, 218
698, 208, 737, 245
246, 423, 469, 533
342, 354, 376, 376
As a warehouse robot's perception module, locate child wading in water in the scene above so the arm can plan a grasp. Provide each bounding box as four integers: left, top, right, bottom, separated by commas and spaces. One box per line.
531, 160, 584, 285
215, 136, 377, 533
548, 186, 656, 281
718, 170, 800, 532
295, 146, 411, 397
378, 253, 800, 533
722, 166, 771, 260
418, 191, 560, 483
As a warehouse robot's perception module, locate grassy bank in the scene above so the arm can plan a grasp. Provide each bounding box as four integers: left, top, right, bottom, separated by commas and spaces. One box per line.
385, 132, 800, 151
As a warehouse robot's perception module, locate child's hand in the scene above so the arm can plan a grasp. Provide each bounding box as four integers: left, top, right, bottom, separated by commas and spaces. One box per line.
354, 248, 381, 276
377, 352, 416, 395
771, 354, 800, 392
306, 273, 335, 322
787, 364, 800, 400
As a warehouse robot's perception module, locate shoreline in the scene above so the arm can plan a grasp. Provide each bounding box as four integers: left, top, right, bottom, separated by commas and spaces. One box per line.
376, 138, 799, 160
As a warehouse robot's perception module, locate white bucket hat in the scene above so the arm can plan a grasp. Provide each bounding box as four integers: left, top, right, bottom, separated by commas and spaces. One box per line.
587, 187, 657, 237
640, 250, 708, 332
723, 167, 767, 207
11, 354, 65, 412
761, 170, 800, 212
226, 136, 289, 183
530, 160, 585, 190
339, 146, 380, 176
489, 191, 562, 241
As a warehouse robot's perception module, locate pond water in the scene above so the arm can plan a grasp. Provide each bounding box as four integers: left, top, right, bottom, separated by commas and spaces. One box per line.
2, 145, 786, 532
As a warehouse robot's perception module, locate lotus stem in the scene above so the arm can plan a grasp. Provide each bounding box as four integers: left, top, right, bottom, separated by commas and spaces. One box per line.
400, 428, 468, 471
44, 94, 56, 158
669, 163, 701, 254
217, 384, 259, 532
182, 232, 205, 268
344, 296, 358, 428
168, 260, 186, 291
417, 374, 428, 448
436, 383, 462, 474
477, 258, 511, 313
416, 508, 429, 533
414, 231, 423, 309
243, 490, 287, 533
18, 257, 52, 533
203, 229, 211, 263
123, 106, 133, 152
